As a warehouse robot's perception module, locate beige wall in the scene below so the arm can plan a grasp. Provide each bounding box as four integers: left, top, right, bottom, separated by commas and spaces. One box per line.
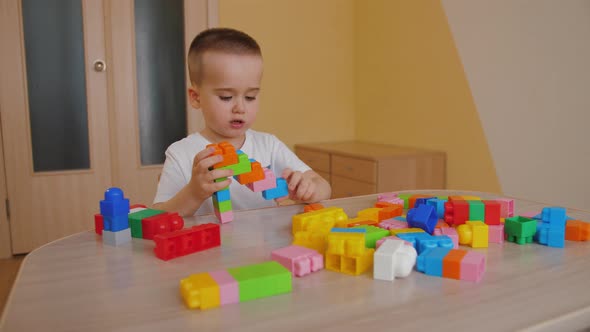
354, 1, 501, 193
443, 0, 590, 210
218, 0, 356, 148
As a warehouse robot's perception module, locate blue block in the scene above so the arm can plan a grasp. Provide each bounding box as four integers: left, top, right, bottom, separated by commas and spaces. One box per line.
417, 247, 452, 277
213, 188, 231, 202
103, 215, 129, 232
262, 178, 289, 200
541, 207, 567, 228
415, 197, 436, 208
99, 187, 130, 217
330, 228, 366, 233
407, 205, 438, 234
397, 232, 453, 255
427, 198, 447, 219
535, 222, 565, 248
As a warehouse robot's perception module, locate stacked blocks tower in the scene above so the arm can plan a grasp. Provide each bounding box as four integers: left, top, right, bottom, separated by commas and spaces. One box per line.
208, 142, 289, 223
99, 187, 131, 246
180, 261, 291, 310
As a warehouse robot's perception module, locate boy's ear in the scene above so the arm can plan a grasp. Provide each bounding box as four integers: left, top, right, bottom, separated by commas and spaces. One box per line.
188, 85, 201, 109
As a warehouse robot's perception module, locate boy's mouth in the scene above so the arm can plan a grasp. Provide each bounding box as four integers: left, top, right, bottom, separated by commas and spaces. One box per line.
230, 119, 245, 129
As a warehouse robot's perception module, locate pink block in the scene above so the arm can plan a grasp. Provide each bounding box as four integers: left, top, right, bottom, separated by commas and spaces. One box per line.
496, 198, 514, 218
520, 210, 540, 218
433, 228, 442, 236
214, 210, 233, 224
460, 251, 486, 283
378, 192, 398, 201
441, 227, 459, 249
488, 224, 504, 244
209, 270, 239, 305
378, 219, 408, 230
246, 169, 276, 192
271, 245, 323, 277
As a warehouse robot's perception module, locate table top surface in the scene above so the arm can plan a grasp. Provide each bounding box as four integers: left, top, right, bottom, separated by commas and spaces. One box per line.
1, 190, 590, 332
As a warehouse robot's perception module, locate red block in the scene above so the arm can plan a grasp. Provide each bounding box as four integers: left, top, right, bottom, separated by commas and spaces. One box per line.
142, 212, 184, 240
130, 203, 147, 209
94, 214, 104, 235
483, 200, 501, 225
444, 200, 470, 226
153, 223, 221, 261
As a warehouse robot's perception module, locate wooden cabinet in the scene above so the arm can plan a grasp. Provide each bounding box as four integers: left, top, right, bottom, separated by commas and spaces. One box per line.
295, 141, 446, 198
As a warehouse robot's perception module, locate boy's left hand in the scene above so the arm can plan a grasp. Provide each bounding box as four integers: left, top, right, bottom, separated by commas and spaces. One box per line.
282, 168, 317, 202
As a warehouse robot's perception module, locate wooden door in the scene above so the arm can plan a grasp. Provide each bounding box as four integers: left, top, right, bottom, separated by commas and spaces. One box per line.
0, 0, 112, 253
105, 0, 213, 205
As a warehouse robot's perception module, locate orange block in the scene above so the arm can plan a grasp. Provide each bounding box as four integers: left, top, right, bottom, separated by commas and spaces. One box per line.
565, 220, 590, 241
448, 195, 465, 202
435, 220, 450, 229
442, 249, 468, 280
408, 194, 431, 209
378, 205, 403, 220
304, 203, 325, 213
236, 161, 265, 184
208, 142, 238, 168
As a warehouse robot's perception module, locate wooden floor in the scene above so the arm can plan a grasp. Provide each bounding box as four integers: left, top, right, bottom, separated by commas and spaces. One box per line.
0, 256, 24, 316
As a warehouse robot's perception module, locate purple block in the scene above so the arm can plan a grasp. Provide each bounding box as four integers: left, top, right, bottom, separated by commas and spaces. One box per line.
461, 251, 486, 283
378, 219, 408, 230
489, 224, 504, 244
271, 245, 323, 277
209, 270, 239, 305
440, 227, 459, 248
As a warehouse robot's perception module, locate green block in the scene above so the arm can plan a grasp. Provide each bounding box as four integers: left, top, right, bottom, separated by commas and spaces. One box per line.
212, 195, 232, 212
352, 225, 389, 248
128, 208, 165, 238
398, 193, 412, 209
505, 216, 537, 245
227, 261, 292, 302
468, 200, 485, 221
219, 153, 252, 176
437, 196, 448, 200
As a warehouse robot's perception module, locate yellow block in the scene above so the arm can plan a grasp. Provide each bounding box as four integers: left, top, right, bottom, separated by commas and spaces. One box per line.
292, 207, 348, 235
357, 208, 381, 221
335, 217, 369, 228
390, 228, 425, 235
327, 232, 366, 257
325, 249, 375, 275
293, 231, 329, 254
180, 273, 220, 310
457, 221, 489, 248
462, 195, 481, 200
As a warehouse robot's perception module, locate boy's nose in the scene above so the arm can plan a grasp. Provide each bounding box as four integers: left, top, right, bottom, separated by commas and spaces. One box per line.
232, 100, 245, 113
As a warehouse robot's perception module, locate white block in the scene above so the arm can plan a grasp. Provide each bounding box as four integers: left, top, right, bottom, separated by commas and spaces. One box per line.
103, 228, 131, 246
373, 239, 417, 281
129, 207, 147, 214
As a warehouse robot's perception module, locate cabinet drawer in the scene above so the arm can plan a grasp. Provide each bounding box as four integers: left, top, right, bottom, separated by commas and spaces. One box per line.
295, 148, 330, 173
331, 175, 376, 198
331, 155, 376, 183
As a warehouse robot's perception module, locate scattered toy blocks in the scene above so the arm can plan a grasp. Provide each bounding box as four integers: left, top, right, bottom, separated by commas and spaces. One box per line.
460, 251, 486, 282
227, 261, 292, 302
488, 224, 505, 244
128, 208, 165, 239
209, 270, 239, 306
407, 204, 438, 234
457, 221, 489, 248
504, 216, 537, 245
378, 218, 408, 230
565, 220, 590, 241
325, 231, 374, 275
444, 200, 470, 226
467, 200, 485, 221
440, 227, 459, 248
154, 223, 220, 261
351, 225, 389, 248
180, 273, 221, 309
94, 214, 103, 235
417, 247, 453, 277
442, 249, 467, 280
373, 239, 417, 281
141, 212, 184, 240
483, 200, 501, 225
99, 187, 130, 217
271, 245, 323, 277
396, 232, 453, 255
496, 198, 514, 218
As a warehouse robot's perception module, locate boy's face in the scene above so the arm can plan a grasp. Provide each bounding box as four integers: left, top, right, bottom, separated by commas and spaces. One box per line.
189, 51, 263, 146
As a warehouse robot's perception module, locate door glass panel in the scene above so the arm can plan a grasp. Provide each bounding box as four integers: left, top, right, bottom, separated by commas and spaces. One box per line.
22, 0, 90, 172
135, 0, 187, 165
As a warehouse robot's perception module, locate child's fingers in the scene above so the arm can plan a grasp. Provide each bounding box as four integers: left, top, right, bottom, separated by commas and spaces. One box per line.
282, 168, 293, 179
295, 180, 311, 200
301, 184, 315, 202
197, 154, 224, 172
208, 169, 234, 182
287, 171, 303, 190
194, 147, 215, 164
209, 178, 231, 192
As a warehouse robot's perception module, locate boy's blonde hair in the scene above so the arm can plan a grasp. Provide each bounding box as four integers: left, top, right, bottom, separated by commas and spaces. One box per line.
188, 28, 262, 85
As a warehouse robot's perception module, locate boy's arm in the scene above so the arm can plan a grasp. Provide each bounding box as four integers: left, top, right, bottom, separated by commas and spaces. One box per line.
282, 169, 331, 203
153, 147, 233, 217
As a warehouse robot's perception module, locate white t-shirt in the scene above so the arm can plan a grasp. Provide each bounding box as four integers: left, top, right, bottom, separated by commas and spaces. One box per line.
153, 129, 311, 215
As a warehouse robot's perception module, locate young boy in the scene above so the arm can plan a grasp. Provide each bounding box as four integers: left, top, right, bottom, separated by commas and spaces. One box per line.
153, 28, 331, 217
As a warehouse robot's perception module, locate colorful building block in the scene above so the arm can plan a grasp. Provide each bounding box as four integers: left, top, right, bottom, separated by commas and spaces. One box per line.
541, 207, 567, 228
336, 217, 379, 228
128, 208, 165, 239
227, 261, 292, 302
208, 270, 239, 306
483, 200, 501, 225
376, 235, 410, 248
460, 251, 486, 282
217, 151, 252, 177
416, 247, 453, 277
153, 223, 220, 261
378, 218, 408, 230
390, 228, 425, 235
565, 220, 590, 241
214, 210, 234, 224
496, 198, 514, 218
212, 195, 232, 212
351, 225, 389, 248
292, 207, 347, 234
103, 215, 129, 232
407, 204, 438, 234
99, 187, 130, 217
444, 200, 470, 226
94, 214, 103, 235
303, 203, 325, 213
397, 193, 412, 209
535, 222, 565, 248
293, 231, 330, 254
325, 231, 374, 275
373, 239, 417, 281
414, 197, 436, 208
209, 141, 238, 168
180, 273, 221, 309
262, 177, 289, 200
271, 245, 323, 277
456, 221, 489, 248
102, 228, 131, 246
396, 232, 453, 255
235, 160, 265, 185
141, 212, 184, 240
440, 227, 459, 248
505, 216, 537, 245
427, 198, 447, 219
357, 208, 381, 222
488, 224, 505, 244
408, 194, 432, 209
246, 168, 276, 192
442, 249, 467, 280
467, 200, 485, 221
213, 188, 231, 202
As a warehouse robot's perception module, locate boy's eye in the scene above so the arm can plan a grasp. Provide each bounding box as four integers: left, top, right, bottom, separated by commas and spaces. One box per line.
245, 96, 257, 101
219, 96, 232, 101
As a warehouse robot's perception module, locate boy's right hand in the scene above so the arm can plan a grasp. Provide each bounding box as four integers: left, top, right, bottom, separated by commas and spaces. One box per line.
187, 147, 233, 201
